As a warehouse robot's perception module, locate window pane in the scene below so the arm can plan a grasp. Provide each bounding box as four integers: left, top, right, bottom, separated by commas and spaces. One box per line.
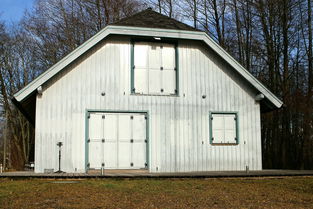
212, 115, 224, 129
225, 130, 236, 143
162, 44, 175, 70
149, 69, 161, 94
212, 115, 224, 142
213, 130, 224, 143
162, 69, 176, 94
134, 44, 148, 68
224, 114, 236, 130
149, 44, 161, 69
134, 68, 148, 94
224, 115, 236, 143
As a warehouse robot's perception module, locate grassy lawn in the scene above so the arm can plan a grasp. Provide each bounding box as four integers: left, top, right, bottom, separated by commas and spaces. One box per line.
0, 177, 312, 208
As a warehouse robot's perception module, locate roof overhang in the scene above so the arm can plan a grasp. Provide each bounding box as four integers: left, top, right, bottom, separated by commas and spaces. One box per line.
14, 25, 283, 114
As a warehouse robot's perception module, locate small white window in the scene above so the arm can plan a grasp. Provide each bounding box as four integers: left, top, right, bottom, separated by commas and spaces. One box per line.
132, 42, 177, 95
210, 113, 238, 145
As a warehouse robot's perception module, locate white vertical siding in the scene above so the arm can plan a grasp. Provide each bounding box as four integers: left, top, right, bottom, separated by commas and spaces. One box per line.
35, 36, 262, 173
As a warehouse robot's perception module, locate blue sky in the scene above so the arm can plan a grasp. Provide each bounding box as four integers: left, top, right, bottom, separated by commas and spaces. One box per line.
0, 0, 35, 23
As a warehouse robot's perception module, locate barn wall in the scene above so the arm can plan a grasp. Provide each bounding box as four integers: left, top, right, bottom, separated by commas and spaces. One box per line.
35, 36, 262, 173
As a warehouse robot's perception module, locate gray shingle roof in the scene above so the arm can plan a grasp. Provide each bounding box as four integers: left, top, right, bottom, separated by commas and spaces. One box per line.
111, 8, 200, 32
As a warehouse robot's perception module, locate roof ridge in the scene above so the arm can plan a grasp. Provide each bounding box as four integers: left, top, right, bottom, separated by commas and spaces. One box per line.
111, 8, 201, 32
147, 9, 200, 31
111, 9, 149, 26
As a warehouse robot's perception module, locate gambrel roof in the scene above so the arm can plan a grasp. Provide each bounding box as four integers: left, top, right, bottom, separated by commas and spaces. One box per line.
13, 9, 283, 125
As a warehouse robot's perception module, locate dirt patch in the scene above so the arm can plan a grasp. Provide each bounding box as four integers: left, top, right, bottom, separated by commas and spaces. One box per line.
0, 177, 312, 208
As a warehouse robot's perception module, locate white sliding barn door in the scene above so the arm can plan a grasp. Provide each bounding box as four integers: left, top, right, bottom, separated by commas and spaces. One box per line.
103, 114, 118, 168
88, 112, 147, 169
88, 113, 104, 169
118, 114, 132, 168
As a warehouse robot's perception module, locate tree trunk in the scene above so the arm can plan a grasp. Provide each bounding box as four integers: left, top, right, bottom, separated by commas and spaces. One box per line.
302, 0, 313, 169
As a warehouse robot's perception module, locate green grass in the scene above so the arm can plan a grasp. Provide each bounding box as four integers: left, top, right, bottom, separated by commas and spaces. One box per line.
0, 177, 312, 208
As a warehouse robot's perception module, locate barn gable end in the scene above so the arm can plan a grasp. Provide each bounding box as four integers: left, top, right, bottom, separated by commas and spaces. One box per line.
13, 9, 282, 173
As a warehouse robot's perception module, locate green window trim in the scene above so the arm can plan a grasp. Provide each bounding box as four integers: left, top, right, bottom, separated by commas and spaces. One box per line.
209, 111, 239, 145
130, 42, 135, 94
130, 39, 179, 96
175, 42, 179, 96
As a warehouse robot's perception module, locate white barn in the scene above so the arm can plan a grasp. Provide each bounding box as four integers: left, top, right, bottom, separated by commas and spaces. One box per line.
13, 9, 282, 173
